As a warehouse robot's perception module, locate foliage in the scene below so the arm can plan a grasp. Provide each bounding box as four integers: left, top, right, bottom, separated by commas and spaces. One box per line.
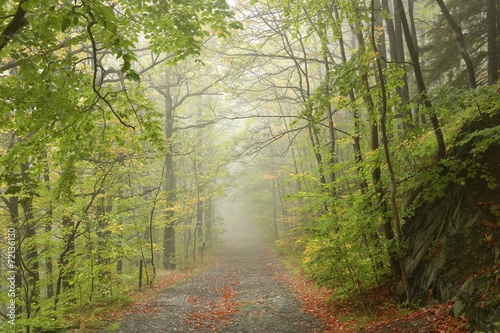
0, 0, 241, 331
231, 0, 500, 318
0, 0, 498, 331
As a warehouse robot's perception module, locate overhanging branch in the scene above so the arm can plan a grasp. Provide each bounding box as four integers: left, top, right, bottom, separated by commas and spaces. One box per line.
0, 0, 29, 53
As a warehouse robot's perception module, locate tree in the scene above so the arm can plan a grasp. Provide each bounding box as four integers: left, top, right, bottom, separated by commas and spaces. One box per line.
487, 0, 499, 84
435, 0, 477, 88
221, 0, 499, 307
394, 0, 446, 159
0, 1, 241, 331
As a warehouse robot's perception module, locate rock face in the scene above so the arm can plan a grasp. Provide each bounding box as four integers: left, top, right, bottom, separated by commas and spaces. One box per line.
403, 114, 500, 332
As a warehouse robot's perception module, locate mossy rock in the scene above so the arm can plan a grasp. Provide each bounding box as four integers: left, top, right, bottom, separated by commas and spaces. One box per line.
453, 271, 500, 332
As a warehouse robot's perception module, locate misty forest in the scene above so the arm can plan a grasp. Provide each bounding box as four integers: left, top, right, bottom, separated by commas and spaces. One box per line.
0, 0, 499, 332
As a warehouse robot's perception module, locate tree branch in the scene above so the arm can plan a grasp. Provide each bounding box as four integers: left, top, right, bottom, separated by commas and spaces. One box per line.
0, 0, 29, 52
86, 17, 135, 129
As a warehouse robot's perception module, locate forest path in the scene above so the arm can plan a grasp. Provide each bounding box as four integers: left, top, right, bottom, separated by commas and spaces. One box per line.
102, 233, 324, 333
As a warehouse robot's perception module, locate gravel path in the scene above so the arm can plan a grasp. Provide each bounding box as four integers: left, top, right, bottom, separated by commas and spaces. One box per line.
101, 236, 324, 333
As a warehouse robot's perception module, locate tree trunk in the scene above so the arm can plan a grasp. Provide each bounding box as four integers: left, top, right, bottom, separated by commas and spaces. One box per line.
497, 0, 500, 78
204, 197, 213, 245
116, 191, 124, 274
61, 215, 75, 291
308, 122, 328, 188
281, 111, 302, 192
314, 19, 337, 197
163, 84, 177, 270
351, 12, 402, 281
272, 177, 279, 239
276, 175, 289, 232
335, 6, 368, 193
97, 190, 111, 267
395, 0, 423, 124
194, 160, 203, 263
370, 1, 404, 280
487, 0, 499, 84
371, 1, 412, 301
407, 0, 418, 51
394, 0, 446, 159
20, 163, 40, 330
163, 223, 176, 270
435, 0, 477, 88
55, 214, 75, 305
324, 62, 337, 197
43, 163, 54, 299
384, 0, 412, 127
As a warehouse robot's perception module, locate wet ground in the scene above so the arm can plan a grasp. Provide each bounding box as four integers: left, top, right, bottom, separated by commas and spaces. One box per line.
97, 220, 323, 333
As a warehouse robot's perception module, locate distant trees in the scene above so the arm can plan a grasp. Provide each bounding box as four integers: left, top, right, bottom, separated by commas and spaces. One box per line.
422, 0, 498, 87
223, 0, 499, 305
0, 0, 498, 330
146, 61, 232, 271
0, 1, 240, 332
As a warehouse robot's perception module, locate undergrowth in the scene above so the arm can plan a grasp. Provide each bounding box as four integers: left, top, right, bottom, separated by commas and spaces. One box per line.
64, 248, 220, 332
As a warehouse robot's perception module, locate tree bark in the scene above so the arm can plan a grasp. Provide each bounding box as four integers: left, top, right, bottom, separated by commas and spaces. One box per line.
384, 0, 412, 127
487, 0, 499, 84
370, 0, 404, 280
371, 0, 412, 302
0, 0, 29, 52
20, 163, 40, 329
163, 84, 177, 270
204, 198, 213, 245
163, 223, 176, 270
312, 15, 337, 197
193, 159, 203, 263
435, 0, 477, 88
308, 122, 328, 188
55, 214, 75, 305
272, 177, 279, 239
334, 6, 368, 193
323, 57, 337, 197
394, 0, 446, 159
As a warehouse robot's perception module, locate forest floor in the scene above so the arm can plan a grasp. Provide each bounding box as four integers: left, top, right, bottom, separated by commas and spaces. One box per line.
87, 237, 324, 333
80, 232, 471, 333
285, 266, 472, 333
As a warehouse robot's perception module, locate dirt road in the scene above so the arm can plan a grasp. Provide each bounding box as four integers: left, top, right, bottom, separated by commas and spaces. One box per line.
103, 235, 324, 333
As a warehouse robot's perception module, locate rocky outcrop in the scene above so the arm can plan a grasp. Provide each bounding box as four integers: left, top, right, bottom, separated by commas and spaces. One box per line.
403, 113, 500, 332
452, 272, 500, 332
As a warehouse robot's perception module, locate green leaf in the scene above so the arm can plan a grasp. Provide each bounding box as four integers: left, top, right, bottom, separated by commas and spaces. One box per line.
125, 70, 140, 82
122, 60, 131, 72
20, 0, 31, 11
100, 5, 117, 23
61, 17, 71, 32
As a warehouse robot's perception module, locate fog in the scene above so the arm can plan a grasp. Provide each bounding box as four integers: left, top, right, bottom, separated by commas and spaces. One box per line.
216, 193, 260, 244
